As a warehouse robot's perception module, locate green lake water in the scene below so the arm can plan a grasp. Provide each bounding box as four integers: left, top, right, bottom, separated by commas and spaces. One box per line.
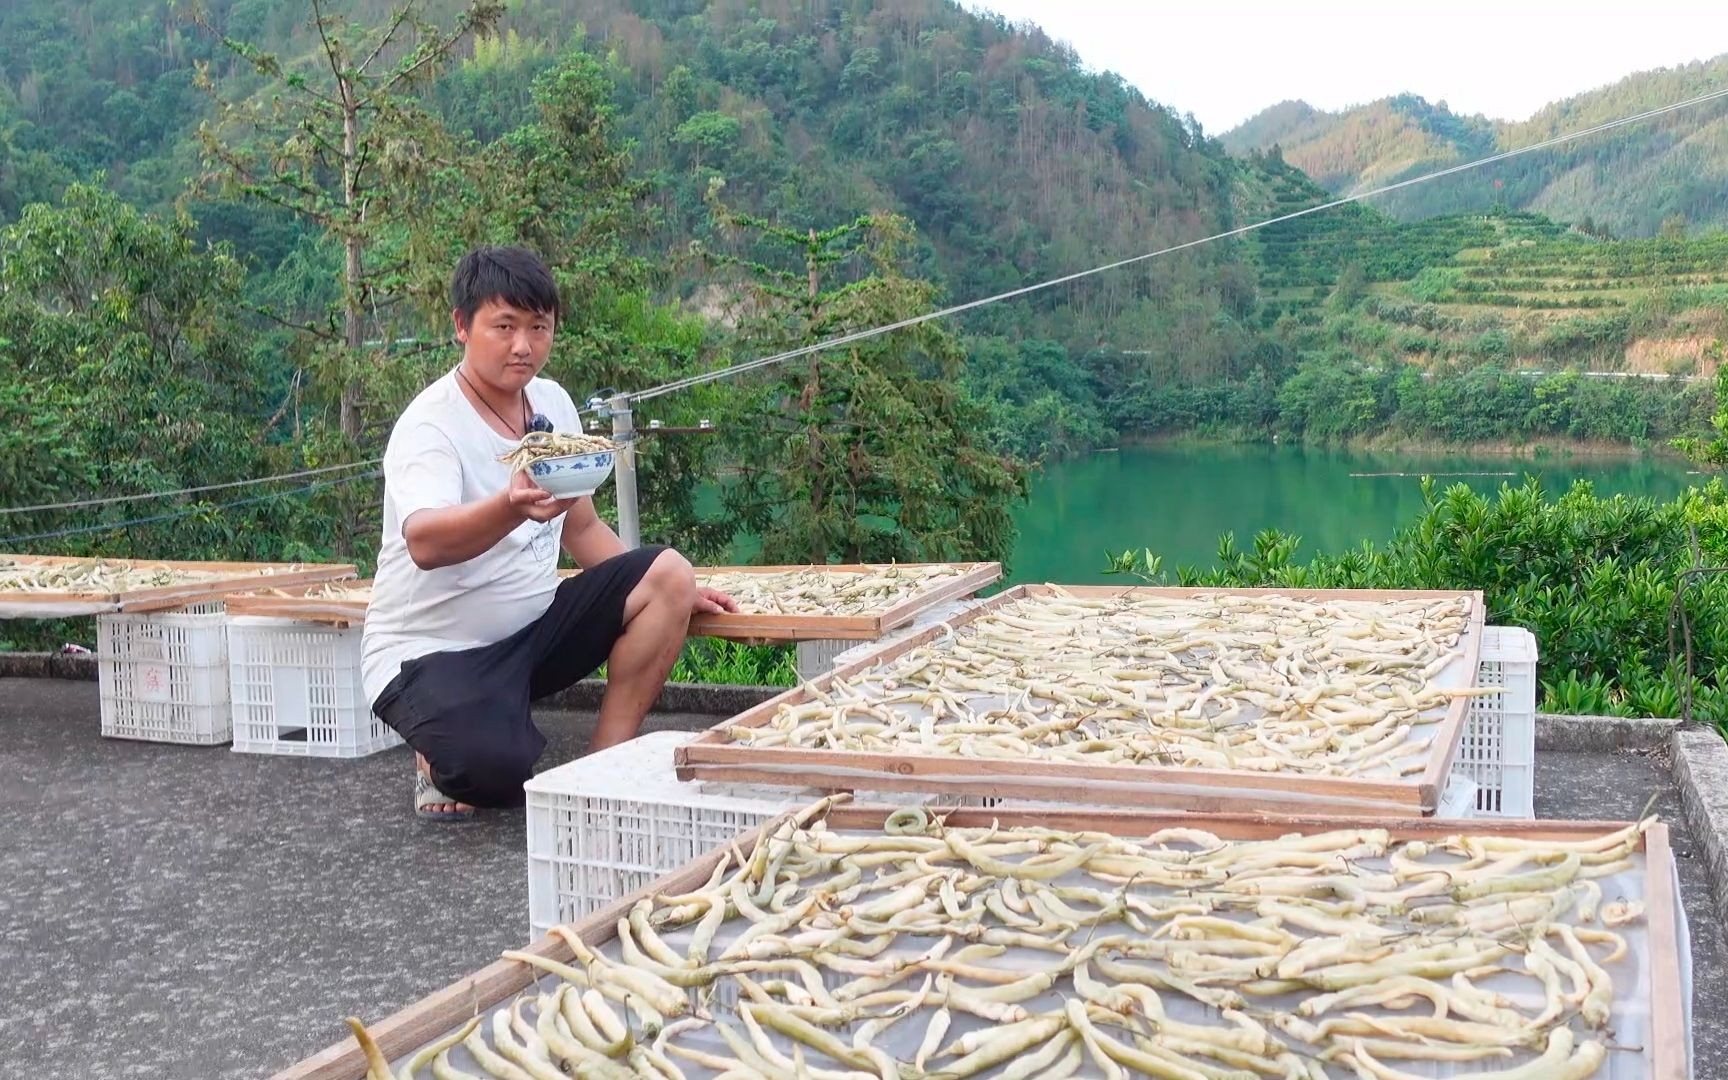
1008, 443, 1704, 585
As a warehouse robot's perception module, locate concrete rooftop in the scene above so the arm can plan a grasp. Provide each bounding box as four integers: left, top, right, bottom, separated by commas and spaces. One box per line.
1, 677, 1723, 1078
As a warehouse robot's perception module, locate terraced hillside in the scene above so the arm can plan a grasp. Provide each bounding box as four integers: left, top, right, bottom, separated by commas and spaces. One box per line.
1429, 232, 1728, 314
1236, 155, 1728, 374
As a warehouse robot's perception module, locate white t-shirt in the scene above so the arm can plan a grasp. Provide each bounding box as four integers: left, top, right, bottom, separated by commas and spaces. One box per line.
361, 369, 584, 708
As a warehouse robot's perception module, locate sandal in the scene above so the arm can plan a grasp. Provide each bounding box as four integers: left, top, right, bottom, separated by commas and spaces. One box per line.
415, 767, 475, 822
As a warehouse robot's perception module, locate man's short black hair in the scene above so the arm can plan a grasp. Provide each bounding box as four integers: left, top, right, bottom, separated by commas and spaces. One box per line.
450, 245, 562, 328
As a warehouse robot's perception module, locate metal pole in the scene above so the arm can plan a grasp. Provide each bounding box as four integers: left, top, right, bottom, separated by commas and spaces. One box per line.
608, 392, 640, 549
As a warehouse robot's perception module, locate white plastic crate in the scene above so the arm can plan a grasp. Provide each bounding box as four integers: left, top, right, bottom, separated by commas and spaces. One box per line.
98, 602, 231, 745
525, 731, 815, 937
227, 616, 401, 758
1436, 773, 1481, 820
1449, 625, 1538, 818
794, 638, 853, 680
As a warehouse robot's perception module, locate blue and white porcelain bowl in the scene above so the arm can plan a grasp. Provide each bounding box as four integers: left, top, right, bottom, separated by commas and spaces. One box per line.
527, 449, 616, 498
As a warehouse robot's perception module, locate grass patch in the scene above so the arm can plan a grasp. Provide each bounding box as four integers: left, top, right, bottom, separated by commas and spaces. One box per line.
670, 638, 797, 687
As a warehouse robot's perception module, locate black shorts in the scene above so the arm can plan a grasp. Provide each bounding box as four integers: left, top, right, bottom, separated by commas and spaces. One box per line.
372, 545, 668, 808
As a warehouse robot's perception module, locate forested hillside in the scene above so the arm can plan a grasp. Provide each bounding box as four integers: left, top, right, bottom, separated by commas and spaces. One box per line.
1223, 55, 1728, 237
1, 0, 1725, 565
0, 0, 1279, 461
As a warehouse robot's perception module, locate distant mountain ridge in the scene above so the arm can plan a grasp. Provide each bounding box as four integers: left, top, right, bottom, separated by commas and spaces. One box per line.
1222, 55, 1728, 236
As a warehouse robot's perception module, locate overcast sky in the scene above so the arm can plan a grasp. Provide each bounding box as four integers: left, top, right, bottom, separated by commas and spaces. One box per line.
965, 1, 1728, 134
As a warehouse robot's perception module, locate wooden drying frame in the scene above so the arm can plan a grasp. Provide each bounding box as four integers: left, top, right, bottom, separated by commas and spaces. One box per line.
220, 563, 1002, 640
686, 561, 1002, 641
0, 554, 358, 616
676, 584, 1487, 816
275, 804, 1686, 1080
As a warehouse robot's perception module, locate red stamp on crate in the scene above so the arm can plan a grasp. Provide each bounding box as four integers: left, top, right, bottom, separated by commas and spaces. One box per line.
138, 664, 171, 703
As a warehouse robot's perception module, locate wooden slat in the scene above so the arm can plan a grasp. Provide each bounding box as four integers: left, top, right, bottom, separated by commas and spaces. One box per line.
278, 806, 1679, 1080
824, 804, 1641, 842
677, 584, 1484, 815
688, 609, 884, 639
1416, 591, 1486, 805
679, 749, 1427, 814
1644, 823, 1688, 1080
